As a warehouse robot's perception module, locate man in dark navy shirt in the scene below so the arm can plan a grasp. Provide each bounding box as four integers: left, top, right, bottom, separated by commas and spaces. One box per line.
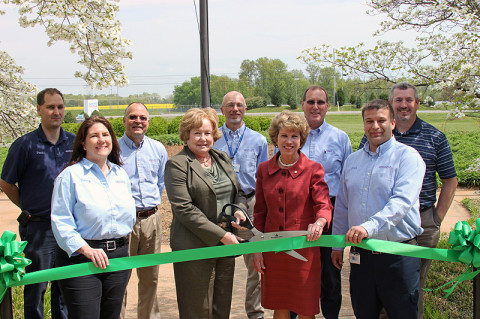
359, 83, 457, 318
0, 88, 74, 319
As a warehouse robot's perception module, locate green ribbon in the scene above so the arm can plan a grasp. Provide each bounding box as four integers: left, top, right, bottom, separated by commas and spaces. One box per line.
0, 230, 31, 301
2, 220, 480, 302
423, 219, 480, 298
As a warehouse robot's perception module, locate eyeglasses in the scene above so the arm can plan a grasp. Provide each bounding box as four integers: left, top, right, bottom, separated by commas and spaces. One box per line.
224, 103, 245, 109
128, 115, 148, 122
306, 100, 326, 106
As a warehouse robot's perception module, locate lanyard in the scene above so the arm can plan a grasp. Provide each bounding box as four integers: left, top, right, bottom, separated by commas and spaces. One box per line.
222, 126, 245, 160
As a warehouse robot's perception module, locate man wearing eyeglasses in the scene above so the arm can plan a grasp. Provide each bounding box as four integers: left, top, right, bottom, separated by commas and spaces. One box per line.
300, 85, 352, 319
213, 91, 268, 319
119, 102, 168, 319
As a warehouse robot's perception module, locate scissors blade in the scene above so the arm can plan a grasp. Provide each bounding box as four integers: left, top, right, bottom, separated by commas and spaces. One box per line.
284, 250, 308, 262
249, 230, 311, 242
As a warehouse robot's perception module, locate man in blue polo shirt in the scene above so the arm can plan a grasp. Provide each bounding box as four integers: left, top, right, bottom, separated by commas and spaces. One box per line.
119, 102, 168, 319
359, 83, 457, 318
213, 91, 268, 319
301, 85, 352, 319
333, 99, 425, 318
0, 88, 73, 319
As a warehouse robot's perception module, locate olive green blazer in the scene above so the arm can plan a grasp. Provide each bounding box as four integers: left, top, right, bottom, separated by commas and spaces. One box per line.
165, 146, 247, 251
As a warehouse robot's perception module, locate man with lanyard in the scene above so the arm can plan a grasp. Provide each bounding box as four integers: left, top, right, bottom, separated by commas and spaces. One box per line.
213, 91, 268, 319
286, 85, 352, 319
358, 83, 457, 318
332, 99, 425, 319
0, 88, 73, 319
119, 102, 168, 319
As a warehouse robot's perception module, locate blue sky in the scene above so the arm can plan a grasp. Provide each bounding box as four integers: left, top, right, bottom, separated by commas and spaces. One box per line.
0, 0, 418, 98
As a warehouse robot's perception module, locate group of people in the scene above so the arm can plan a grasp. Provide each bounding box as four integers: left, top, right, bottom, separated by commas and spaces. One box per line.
0, 83, 457, 319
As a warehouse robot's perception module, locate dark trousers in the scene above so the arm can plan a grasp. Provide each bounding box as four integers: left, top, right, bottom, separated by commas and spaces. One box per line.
350, 248, 420, 319
320, 197, 341, 319
19, 221, 67, 319
55, 244, 130, 319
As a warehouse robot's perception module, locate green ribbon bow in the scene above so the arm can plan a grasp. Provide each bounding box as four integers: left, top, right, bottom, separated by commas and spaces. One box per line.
425, 219, 480, 298
0, 230, 31, 301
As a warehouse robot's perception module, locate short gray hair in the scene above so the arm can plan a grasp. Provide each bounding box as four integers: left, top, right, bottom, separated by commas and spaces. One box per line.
389, 82, 419, 102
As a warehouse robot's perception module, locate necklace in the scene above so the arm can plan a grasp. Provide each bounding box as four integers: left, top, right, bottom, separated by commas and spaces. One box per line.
278, 155, 299, 167
198, 155, 211, 167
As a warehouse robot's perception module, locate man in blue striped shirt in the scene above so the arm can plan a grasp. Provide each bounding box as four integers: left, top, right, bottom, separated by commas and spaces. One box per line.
359, 83, 457, 318
214, 91, 269, 319
334, 99, 425, 318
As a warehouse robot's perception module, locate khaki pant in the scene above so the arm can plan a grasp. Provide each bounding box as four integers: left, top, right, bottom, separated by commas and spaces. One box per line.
120, 212, 162, 319
417, 206, 441, 319
237, 196, 264, 319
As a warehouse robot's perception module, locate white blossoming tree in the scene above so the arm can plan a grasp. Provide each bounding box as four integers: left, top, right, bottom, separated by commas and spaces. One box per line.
0, 0, 132, 145
300, 0, 480, 115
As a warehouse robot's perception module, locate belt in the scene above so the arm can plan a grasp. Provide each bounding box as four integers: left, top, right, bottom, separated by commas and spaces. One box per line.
85, 236, 129, 251
420, 205, 433, 213
353, 237, 417, 255
136, 207, 158, 218
29, 216, 51, 222
245, 191, 255, 199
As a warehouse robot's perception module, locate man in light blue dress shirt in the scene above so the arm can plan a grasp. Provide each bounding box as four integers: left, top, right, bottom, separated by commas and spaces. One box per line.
119, 102, 168, 319
332, 100, 425, 319
300, 85, 352, 319
213, 91, 268, 319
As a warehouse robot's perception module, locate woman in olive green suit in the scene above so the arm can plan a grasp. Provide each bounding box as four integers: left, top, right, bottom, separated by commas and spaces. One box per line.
165, 107, 247, 319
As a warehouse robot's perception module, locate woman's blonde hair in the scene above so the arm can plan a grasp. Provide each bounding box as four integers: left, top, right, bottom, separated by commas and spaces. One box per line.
268, 110, 310, 148
179, 107, 222, 142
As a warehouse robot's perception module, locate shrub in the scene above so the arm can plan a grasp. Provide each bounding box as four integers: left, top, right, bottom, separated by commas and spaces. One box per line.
109, 117, 125, 138
243, 116, 261, 131
168, 116, 183, 134
245, 96, 267, 109
146, 117, 169, 136
64, 111, 76, 123
62, 123, 81, 135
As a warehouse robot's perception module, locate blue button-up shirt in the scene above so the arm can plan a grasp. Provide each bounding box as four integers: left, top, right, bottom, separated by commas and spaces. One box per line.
213, 123, 268, 194
300, 121, 352, 197
1, 125, 75, 217
119, 134, 168, 210
51, 158, 136, 256
358, 117, 456, 208
333, 137, 425, 246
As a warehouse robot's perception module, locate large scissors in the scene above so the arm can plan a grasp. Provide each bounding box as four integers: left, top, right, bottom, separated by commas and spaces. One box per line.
220, 203, 311, 261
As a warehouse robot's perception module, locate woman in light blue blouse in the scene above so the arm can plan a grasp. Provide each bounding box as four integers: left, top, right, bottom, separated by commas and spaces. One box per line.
51, 116, 136, 319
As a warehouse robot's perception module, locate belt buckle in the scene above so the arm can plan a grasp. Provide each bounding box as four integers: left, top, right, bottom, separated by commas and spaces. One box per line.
106, 240, 116, 251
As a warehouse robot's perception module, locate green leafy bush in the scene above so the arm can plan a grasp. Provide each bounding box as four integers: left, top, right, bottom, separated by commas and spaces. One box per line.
168, 116, 183, 134
62, 123, 81, 135
109, 117, 125, 138
246, 96, 267, 109
146, 117, 169, 136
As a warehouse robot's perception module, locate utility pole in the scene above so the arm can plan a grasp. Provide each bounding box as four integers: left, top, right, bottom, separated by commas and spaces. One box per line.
332, 48, 338, 111
295, 78, 299, 106
200, 0, 210, 108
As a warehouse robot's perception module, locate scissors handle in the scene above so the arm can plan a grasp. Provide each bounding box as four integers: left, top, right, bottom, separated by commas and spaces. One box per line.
220, 203, 253, 230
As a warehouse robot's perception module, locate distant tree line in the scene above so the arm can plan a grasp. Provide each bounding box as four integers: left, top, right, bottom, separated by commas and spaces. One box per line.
62, 92, 173, 107
172, 57, 406, 108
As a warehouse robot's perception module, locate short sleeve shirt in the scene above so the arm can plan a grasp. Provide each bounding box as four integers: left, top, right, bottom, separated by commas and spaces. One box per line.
1, 125, 75, 217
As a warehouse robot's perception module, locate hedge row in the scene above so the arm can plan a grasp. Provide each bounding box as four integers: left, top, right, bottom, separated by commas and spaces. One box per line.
61, 117, 480, 187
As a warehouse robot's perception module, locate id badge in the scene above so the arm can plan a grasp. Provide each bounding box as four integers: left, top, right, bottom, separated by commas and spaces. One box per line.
233, 163, 240, 173
349, 250, 361, 265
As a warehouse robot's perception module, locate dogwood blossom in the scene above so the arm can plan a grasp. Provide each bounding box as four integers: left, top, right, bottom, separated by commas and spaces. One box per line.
300, 0, 480, 109
0, 0, 132, 144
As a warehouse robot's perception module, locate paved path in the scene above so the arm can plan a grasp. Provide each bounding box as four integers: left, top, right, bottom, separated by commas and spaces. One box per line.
0, 189, 475, 318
